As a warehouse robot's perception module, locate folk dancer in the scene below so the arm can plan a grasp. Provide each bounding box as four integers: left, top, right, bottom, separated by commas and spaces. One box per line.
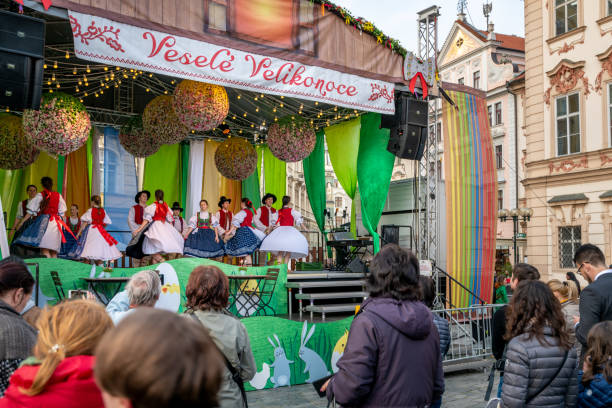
131, 189, 184, 264
171, 202, 185, 235
59, 204, 81, 259
254, 193, 278, 234
72, 195, 122, 264
259, 195, 309, 271
183, 199, 225, 259
9, 184, 37, 240
127, 190, 150, 266
215, 196, 233, 242
13, 177, 73, 258
224, 198, 265, 266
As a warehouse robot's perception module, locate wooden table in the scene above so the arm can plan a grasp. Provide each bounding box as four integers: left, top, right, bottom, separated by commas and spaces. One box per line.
81, 277, 130, 305
227, 275, 268, 318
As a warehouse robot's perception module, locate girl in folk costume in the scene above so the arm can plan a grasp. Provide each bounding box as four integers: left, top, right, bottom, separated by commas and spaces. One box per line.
254, 193, 278, 233
13, 177, 72, 258
72, 196, 122, 264
259, 195, 309, 269
131, 189, 184, 264
10, 184, 37, 239
183, 200, 225, 259
59, 204, 81, 259
224, 198, 266, 265
127, 190, 150, 267
215, 196, 233, 242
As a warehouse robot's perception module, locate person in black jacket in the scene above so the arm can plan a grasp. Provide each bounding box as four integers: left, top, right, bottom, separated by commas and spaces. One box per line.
491, 263, 540, 397
573, 244, 612, 360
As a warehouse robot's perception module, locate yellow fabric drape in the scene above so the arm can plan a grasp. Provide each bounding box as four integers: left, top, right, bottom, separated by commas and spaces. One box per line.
65, 144, 90, 214
22, 152, 59, 189
202, 141, 242, 214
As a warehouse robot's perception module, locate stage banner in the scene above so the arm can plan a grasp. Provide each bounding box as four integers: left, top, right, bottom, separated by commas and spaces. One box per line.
303, 130, 326, 241
103, 127, 138, 249
263, 147, 286, 211
186, 140, 204, 220
442, 86, 497, 307
357, 113, 394, 253
68, 11, 395, 115
325, 118, 360, 235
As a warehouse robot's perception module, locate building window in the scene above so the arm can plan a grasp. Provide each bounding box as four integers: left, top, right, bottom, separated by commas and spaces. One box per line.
473, 71, 480, 89
436, 121, 442, 143
298, 0, 315, 53
609, 83, 612, 146
559, 226, 581, 268
609, 0, 612, 15
335, 197, 343, 208
487, 105, 493, 126
555, 0, 578, 36
495, 102, 502, 125
555, 93, 580, 156
206, 0, 228, 31
495, 145, 503, 169
498, 189, 503, 211
458, 77, 464, 85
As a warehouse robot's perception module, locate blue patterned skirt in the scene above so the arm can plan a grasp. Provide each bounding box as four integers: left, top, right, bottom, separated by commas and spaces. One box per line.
12, 214, 50, 248
184, 228, 225, 258
59, 226, 89, 260
225, 227, 261, 257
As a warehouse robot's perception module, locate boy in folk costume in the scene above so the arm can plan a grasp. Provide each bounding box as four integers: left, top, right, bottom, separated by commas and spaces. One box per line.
215, 196, 234, 243
10, 184, 37, 239
254, 193, 278, 234
59, 204, 81, 259
128, 190, 150, 267
171, 202, 185, 234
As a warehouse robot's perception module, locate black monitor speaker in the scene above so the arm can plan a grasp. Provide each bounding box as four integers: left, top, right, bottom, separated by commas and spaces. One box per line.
387, 124, 427, 160
381, 91, 429, 160
0, 10, 45, 111
380, 92, 429, 129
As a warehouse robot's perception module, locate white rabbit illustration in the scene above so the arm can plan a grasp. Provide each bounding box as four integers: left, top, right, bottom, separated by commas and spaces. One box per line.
268, 334, 293, 388
299, 320, 331, 383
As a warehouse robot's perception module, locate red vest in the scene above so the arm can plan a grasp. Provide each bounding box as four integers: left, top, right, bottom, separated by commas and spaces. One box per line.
259, 206, 276, 227
277, 208, 294, 226
21, 199, 27, 217
40, 190, 60, 215
153, 202, 169, 222
240, 209, 254, 227
219, 210, 232, 230
91, 208, 106, 226
133, 204, 144, 225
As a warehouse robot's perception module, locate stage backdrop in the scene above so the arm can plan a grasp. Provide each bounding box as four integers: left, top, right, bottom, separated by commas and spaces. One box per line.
442, 86, 497, 307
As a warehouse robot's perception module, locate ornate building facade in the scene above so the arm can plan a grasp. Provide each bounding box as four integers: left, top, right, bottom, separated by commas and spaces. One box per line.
523, 0, 612, 279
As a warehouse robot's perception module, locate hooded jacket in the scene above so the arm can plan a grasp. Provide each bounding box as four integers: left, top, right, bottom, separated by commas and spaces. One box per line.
0, 355, 104, 408
327, 297, 444, 408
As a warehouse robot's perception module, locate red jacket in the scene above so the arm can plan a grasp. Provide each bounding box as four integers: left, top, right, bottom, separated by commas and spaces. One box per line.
0, 355, 104, 408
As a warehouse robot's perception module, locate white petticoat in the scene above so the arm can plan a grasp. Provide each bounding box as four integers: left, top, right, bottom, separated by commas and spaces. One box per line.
259, 226, 309, 259
39, 219, 62, 252
79, 227, 122, 261
143, 220, 185, 255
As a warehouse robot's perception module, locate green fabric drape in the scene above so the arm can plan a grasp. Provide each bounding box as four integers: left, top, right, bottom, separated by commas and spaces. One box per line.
143, 144, 181, 205
242, 164, 261, 207
324, 118, 361, 235
0, 169, 24, 232
57, 156, 65, 195
180, 142, 189, 210
303, 130, 326, 234
263, 146, 286, 210
357, 113, 395, 253
256, 145, 264, 199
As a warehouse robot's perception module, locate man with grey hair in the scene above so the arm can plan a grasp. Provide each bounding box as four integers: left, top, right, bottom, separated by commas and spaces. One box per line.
106, 270, 161, 325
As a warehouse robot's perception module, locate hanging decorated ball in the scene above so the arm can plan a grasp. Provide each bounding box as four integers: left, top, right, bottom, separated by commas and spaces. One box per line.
214, 137, 257, 180
119, 115, 162, 158
23, 92, 91, 157
172, 80, 229, 131
142, 95, 188, 145
0, 113, 39, 170
267, 116, 316, 162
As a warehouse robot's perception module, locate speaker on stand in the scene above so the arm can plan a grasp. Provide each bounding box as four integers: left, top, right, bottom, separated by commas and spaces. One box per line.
380, 92, 429, 160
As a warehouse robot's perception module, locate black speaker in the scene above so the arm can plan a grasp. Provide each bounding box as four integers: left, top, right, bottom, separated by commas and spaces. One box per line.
387, 124, 427, 160
0, 10, 45, 111
380, 92, 429, 129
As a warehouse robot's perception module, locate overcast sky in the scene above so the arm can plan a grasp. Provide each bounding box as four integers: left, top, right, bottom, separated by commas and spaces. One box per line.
332, 0, 525, 52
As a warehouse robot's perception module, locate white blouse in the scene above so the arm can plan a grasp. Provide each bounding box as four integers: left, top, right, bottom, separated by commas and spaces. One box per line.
143, 202, 173, 223
81, 208, 112, 224
187, 211, 219, 229
127, 204, 145, 232
231, 209, 256, 228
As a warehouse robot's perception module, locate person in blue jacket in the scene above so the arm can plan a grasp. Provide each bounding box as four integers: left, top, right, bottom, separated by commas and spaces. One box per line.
578, 321, 612, 407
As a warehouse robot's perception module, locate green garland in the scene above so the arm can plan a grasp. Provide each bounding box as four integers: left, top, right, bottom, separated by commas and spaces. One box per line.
311, 0, 407, 57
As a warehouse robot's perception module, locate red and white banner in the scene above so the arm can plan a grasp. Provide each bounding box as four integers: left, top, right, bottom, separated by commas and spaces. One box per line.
68, 11, 395, 114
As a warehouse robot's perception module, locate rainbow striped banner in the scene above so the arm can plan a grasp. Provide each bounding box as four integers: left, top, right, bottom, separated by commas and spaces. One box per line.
442, 86, 497, 307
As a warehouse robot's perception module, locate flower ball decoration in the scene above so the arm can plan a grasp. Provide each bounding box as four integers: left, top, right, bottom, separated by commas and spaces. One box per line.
142, 95, 189, 145
172, 80, 229, 131
267, 116, 316, 162
0, 113, 39, 170
119, 116, 162, 158
214, 137, 257, 181
23, 92, 91, 157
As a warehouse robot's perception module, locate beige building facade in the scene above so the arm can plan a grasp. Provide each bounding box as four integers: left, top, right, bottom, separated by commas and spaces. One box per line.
523, 0, 612, 279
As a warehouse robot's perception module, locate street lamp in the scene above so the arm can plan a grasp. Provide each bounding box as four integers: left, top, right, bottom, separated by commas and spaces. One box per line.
498, 207, 533, 264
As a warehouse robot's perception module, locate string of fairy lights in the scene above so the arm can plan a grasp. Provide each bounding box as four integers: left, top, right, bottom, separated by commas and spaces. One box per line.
35, 46, 364, 143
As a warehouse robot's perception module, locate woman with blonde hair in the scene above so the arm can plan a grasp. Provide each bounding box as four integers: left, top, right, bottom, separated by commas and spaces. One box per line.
0, 300, 113, 407
548, 279, 580, 358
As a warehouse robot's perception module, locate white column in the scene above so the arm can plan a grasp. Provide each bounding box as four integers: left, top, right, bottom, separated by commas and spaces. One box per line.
186, 140, 205, 218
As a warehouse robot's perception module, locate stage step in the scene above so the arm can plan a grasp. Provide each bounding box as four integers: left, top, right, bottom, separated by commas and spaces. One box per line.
295, 291, 368, 300
304, 303, 362, 321
287, 271, 366, 280
286, 280, 366, 289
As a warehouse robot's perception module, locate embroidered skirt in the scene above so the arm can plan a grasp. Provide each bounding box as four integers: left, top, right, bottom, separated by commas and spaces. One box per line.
59, 226, 89, 260
184, 228, 225, 258
224, 227, 261, 257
